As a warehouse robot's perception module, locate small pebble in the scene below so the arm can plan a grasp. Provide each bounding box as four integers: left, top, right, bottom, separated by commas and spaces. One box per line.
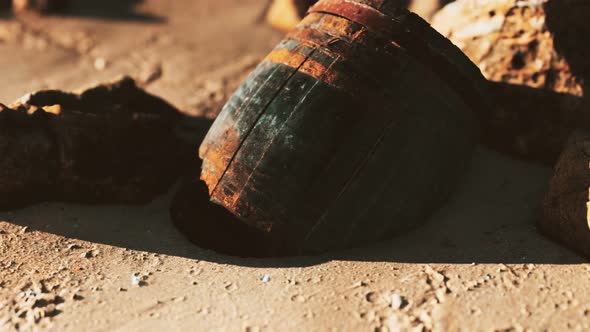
261, 275, 272, 283
94, 57, 108, 71
80, 251, 93, 258
131, 273, 147, 286
391, 294, 405, 309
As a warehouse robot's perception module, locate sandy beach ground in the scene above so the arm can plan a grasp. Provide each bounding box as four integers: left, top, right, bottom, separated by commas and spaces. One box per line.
1, 1, 589, 331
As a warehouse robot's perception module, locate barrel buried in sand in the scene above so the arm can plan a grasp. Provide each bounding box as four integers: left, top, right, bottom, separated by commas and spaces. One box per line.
199, 0, 489, 253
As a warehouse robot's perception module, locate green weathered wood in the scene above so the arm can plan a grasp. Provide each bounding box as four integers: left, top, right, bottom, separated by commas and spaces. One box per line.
199, 0, 487, 253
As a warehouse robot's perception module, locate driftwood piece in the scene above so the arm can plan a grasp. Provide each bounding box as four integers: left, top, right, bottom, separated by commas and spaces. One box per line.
432, 0, 589, 164
0, 77, 190, 210
542, 130, 590, 258
194, 0, 488, 254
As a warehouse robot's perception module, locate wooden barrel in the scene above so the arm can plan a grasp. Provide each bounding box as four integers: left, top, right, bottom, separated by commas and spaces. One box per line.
199, 0, 489, 254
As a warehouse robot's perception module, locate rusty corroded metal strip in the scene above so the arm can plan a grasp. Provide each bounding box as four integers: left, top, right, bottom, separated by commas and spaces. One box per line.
292, 14, 400, 55
299, 12, 363, 42
287, 26, 407, 91
199, 61, 278, 190
264, 48, 309, 70
200, 40, 315, 193
308, 0, 400, 36
264, 18, 402, 100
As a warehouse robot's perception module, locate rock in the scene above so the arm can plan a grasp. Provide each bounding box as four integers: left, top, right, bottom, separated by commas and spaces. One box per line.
0, 76, 192, 210
432, 0, 589, 164
93, 57, 108, 71
485, 81, 587, 164
131, 273, 147, 287
1, 281, 66, 329
542, 130, 590, 258
545, 0, 590, 81
263, 0, 316, 32
409, 0, 453, 21
391, 293, 405, 309
0, 0, 10, 11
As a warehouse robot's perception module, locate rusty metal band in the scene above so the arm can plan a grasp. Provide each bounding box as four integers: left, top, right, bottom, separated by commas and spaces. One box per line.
263, 38, 395, 105
263, 43, 357, 93
296, 13, 402, 55
308, 0, 402, 39
264, 45, 310, 70
286, 28, 402, 92
298, 12, 361, 42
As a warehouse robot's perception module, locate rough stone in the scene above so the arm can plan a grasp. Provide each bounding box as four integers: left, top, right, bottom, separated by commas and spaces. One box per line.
542, 130, 590, 258
0, 77, 192, 210
433, 0, 589, 164
0, 0, 10, 11
263, 0, 317, 32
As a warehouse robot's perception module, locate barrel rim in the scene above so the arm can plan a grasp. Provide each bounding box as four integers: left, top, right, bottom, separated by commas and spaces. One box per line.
307, 0, 494, 116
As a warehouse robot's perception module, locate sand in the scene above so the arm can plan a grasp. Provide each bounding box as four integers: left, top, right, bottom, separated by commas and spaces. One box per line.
1, 1, 589, 331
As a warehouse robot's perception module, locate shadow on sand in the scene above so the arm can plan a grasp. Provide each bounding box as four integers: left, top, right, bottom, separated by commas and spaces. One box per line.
0, 0, 164, 23
3, 1, 590, 267
3, 127, 585, 268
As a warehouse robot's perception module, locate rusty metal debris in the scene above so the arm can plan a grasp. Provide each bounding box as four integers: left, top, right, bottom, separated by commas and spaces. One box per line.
196, 0, 489, 254
433, 0, 589, 163
0, 77, 190, 210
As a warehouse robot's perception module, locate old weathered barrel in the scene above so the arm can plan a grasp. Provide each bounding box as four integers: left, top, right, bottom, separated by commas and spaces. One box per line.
199, 0, 490, 254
